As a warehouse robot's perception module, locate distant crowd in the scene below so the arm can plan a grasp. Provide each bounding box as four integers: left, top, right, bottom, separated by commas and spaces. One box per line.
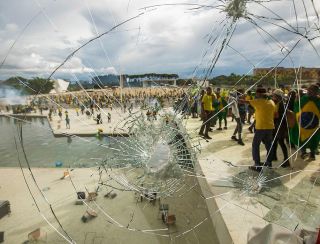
0, 87, 185, 130
29, 87, 185, 110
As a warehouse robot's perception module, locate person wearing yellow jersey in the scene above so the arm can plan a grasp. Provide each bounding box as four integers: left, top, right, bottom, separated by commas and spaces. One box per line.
243, 87, 276, 172
199, 87, 214, 139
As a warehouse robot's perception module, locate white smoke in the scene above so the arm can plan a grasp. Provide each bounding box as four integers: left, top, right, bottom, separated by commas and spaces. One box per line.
0, 85, 27, 105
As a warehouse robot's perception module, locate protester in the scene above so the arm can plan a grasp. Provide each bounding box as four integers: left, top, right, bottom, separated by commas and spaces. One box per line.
229, 91, 245, 145
243, 87, 276, 172
58, 108, 62, 120
96, 113, 102, 124
65, 114, 70, 129
199, 87, 215, 139
290, 84, 320, 161
246, 90, 255, 124
216, 90, 228, 130
270, 89, 289, 167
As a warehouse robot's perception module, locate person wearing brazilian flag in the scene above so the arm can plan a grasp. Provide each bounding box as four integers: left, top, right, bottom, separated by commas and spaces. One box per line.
290, 84, 320, 161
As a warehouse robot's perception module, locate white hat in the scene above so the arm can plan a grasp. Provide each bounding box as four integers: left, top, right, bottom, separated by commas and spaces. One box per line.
273, 89, 284, 97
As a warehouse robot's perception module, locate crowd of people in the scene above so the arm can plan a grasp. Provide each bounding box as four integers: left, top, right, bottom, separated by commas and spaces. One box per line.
1, 83, 319, 170
195, 83, 320, 171
29, 87, 185, 111
0, 87, 186, 129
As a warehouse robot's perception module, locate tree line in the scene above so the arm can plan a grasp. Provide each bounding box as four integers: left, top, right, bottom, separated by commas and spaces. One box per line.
1, 77, 54, 95
1, 72, 306, 95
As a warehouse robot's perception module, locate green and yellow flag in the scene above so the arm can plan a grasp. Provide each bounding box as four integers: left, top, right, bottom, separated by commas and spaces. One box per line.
290, 95, 320, 151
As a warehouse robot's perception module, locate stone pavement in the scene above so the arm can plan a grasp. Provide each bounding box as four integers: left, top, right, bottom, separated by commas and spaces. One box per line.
1, 107, 142, 136
0, 167, 218, 243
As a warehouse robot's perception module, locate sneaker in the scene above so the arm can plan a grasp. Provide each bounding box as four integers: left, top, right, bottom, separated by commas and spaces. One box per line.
204, 135, 212, 139
238, 139, 245, 146
301, 152, 308, 159
248, 166, 262, 172
270, 156, 278, 162
265, 162, 272, 168
309, 153, 316, 161
217, 128, 222, 131
223, 126, 228, 130
231, 135, 238, 141
281, 161, 290, 168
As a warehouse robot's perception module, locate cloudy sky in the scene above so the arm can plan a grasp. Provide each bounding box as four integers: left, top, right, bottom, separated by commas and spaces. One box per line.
0, 0, 319, 81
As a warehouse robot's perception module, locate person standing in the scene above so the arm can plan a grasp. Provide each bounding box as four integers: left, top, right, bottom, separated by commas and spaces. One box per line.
96, 113, 102, 124
290, 84, 320, 161
237, 89, 247, 124
229, 91, 244, 145
244, 88, 276, 171
216, 91, 228, 130
270, 89, 289, 167
58, 108, 62, 121
246, 91, 255, 124
65, 114, 70, 129
198, 89, 205, 120
199, 87, 214, 139
80, 104, 85, 115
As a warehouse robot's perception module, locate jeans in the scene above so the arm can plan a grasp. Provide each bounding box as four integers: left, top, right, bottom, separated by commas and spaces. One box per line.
233, 117, 242, 139
252, 129, 273, 166
270, 136, 288, 162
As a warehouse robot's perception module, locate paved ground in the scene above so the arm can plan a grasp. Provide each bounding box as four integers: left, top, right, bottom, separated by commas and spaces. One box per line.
47, 107, 141, 136
0, 168, 218, 244
1, 107, 145, 136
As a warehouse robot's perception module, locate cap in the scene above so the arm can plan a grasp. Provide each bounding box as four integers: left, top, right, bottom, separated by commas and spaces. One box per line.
273, 89, 284, 97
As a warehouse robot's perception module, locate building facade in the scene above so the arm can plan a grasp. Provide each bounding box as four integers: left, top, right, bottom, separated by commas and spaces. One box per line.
253, 67, 320, 81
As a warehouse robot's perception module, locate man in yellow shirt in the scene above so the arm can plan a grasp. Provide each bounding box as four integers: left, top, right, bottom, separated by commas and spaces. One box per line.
199, 87, 214, 139
244, 88, 276, 171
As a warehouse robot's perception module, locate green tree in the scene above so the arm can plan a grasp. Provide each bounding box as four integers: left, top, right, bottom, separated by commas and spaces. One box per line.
27, 77, 54, 94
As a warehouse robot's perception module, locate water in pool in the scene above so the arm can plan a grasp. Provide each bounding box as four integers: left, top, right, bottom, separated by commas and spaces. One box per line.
0, 116, 115, 168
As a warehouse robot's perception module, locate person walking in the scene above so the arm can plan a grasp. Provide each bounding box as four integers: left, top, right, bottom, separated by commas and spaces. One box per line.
290, 84, 320, 161
229, 91, 245, 145
243, 87, 276, 172
270, 89, 289, 167
199, 87, 215, 140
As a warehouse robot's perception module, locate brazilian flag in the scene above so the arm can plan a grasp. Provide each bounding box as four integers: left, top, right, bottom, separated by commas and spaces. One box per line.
290, 95, 320, 151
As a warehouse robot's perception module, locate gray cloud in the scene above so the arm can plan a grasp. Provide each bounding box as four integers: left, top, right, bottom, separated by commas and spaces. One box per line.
0, 0, 319, 80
